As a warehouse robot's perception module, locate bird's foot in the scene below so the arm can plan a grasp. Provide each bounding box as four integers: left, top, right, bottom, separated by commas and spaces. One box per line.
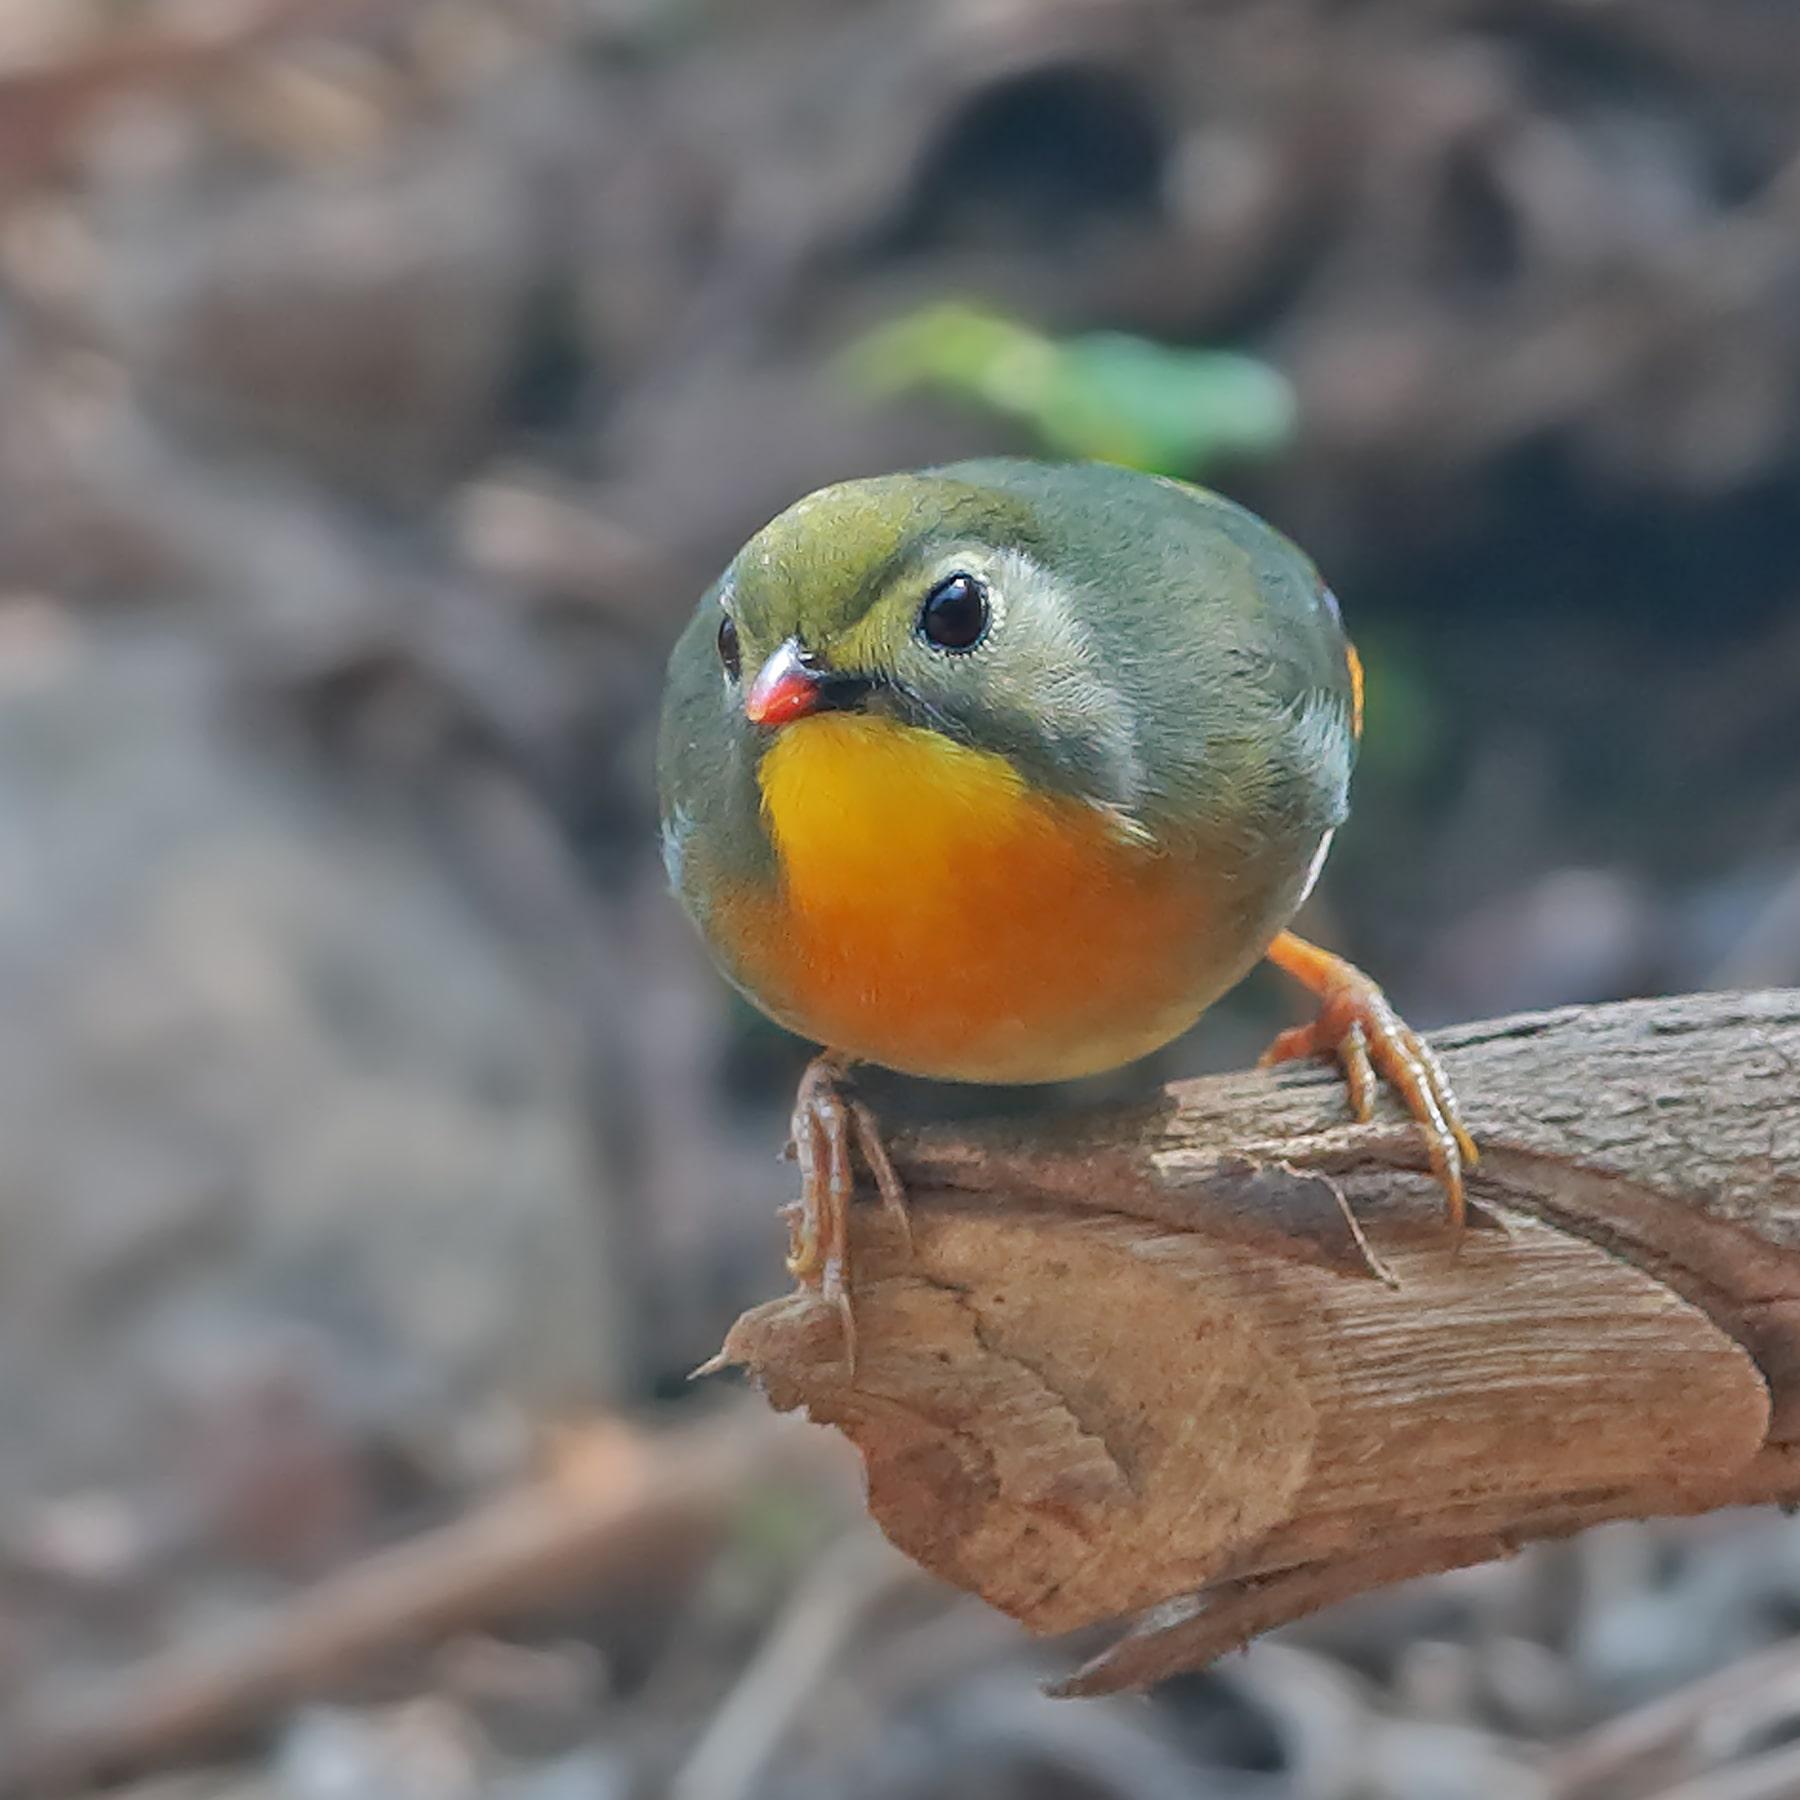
780, 1053, 910, 1368
1261, 932, 1477, 1236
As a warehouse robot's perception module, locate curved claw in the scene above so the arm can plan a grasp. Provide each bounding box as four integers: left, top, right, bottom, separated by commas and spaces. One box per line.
1261, 932, 1476, 1236
849, 1097, 912, 1251
781, 1054, 912, 1370
1338, 1020, 1377, 1123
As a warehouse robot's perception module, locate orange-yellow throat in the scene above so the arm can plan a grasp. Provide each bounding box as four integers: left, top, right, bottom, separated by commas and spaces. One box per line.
722, 711, 1220, 1082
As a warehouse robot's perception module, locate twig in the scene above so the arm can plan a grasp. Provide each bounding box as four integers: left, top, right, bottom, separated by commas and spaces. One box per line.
1647, 1739, 1800, 1800
1546, 1636, 1800, 1798
670, 1532, 919, 1800
6, 1411, 838, 1796
1052, 1536, 1519, 1699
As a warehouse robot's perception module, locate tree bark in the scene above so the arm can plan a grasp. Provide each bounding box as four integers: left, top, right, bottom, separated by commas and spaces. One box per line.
718, 990, 1800, 1694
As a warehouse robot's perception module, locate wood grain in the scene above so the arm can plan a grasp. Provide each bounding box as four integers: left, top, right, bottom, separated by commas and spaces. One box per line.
721, 990, 1800, 1692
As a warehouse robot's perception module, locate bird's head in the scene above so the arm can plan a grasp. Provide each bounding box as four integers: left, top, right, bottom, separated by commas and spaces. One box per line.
695, 470, 1144, 810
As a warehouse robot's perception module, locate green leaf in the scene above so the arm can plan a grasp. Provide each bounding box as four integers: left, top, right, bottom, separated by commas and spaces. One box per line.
837, 302, 1295, 476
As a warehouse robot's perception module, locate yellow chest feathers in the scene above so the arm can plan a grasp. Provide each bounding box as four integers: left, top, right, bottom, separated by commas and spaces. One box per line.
722, 713, 1220, 1081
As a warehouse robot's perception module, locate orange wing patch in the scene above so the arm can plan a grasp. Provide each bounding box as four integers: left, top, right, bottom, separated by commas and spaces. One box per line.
1345, 641, 1365, 740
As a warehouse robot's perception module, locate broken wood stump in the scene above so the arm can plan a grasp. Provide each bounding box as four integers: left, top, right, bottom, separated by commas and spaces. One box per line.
720, 990, 1800, 1693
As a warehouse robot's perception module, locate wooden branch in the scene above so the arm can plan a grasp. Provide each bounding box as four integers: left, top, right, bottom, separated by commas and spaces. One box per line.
719, 990, 1800, 1694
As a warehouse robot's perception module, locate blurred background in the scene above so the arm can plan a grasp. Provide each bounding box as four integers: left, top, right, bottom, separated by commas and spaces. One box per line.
1, 0, 1799, 1794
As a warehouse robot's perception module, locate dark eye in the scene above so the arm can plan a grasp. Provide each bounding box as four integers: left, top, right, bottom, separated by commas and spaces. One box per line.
717, 613, 741, 680
918, 572, 989, 652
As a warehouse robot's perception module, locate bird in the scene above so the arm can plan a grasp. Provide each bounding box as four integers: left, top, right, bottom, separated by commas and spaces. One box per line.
658, 458, 1474, 1361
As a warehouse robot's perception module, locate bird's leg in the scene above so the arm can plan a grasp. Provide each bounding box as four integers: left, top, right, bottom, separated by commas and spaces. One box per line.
1260, 931, 1477, 1235
780, 1052, 911, 1367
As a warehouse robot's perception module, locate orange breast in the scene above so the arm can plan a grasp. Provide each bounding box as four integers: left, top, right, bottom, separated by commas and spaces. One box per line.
715, 713, 1226, 1082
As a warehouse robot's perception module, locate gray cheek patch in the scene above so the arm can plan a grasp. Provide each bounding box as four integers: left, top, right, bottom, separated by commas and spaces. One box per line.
984, 547, 1149, 817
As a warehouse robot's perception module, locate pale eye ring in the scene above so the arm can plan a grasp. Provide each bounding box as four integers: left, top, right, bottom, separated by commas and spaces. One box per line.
717, 612, 741, 680
917, 571, 989, 652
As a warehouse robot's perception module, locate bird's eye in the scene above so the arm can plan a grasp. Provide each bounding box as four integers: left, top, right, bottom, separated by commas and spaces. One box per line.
918, 572, 989, 653
717, 613, 741, 680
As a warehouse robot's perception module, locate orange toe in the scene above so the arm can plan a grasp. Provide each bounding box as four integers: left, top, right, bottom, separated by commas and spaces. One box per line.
1262, 932, 1475, 1234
